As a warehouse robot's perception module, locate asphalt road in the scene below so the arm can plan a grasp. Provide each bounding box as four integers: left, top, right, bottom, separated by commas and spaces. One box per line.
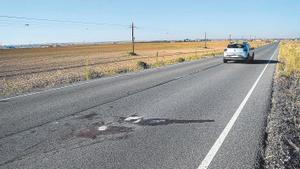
0, 43, 279, 169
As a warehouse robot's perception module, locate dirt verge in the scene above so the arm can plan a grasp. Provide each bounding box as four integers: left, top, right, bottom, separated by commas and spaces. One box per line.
264, 74, 300, 169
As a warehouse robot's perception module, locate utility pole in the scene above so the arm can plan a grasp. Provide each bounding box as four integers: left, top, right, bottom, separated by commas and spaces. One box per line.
204, 32, 207, 48
131, 22, 136, 55
229, 34, 232, 42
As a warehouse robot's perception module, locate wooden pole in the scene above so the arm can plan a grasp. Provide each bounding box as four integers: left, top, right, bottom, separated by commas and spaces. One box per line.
131, 22, 135, 54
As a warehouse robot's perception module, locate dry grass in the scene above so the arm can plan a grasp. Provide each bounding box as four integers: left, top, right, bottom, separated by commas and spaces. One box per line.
264, 41, 300, 169
278, 41, 300, 78
0, 40, 268, 96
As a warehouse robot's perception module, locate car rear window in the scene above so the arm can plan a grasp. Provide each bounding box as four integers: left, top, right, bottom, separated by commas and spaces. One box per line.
227, 44, 244, 48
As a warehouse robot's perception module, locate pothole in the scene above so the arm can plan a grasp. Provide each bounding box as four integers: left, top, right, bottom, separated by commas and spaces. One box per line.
72, 115, 214, 140
75, 125, 134, 139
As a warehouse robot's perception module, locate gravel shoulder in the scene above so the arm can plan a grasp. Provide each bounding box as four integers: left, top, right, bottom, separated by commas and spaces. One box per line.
264, 74, 300, 169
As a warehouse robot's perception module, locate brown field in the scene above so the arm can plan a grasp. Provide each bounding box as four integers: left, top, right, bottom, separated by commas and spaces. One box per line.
0, 40, 268, 96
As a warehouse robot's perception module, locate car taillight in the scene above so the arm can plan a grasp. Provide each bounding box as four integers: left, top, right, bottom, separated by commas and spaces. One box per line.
224, 49, 227, 52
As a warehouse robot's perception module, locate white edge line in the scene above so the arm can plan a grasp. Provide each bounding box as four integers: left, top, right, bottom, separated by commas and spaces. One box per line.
197, 46, 278, 169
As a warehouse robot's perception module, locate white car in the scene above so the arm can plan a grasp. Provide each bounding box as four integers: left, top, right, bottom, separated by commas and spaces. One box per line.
223, 42, 255, 63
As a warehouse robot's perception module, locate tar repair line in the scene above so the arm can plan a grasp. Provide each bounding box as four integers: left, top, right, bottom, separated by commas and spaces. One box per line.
197, 46, 278, 169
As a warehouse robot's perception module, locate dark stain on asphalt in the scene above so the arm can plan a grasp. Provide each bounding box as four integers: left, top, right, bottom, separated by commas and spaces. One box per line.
72, 115, 214, 140
202, 63, 223, 71
71, 133, 131, 150
75, 126, 134, 139
136, 118, 215, 126
121, 117, 215, 126
78, 112, 97, 120
0, 100, 9, 103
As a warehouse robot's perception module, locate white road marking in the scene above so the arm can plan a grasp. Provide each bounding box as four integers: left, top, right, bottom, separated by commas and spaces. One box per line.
197, 46, 278, 169
98, 126, 108, 131
124, 116, 143, 123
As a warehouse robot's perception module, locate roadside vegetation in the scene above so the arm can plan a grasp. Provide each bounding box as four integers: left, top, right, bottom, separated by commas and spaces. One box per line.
0, 41, 268, 97
264, 41, 300, 169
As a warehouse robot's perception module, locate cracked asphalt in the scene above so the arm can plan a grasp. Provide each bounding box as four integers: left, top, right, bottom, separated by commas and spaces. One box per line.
0, 43, 278, 169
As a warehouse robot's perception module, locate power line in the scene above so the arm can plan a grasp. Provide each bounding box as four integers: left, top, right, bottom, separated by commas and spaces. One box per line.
0, 15, 129, 28
0, 15, 190, 34
0, 15, 207, 44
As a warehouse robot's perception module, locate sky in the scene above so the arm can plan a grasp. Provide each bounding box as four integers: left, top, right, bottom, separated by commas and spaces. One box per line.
0, 0, 299, 45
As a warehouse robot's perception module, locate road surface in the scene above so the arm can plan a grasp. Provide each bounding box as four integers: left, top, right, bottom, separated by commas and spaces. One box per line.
0, 43, 278, 169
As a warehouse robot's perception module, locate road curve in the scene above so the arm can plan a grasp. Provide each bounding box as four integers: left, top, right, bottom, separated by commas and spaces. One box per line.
0, 43, 278, 169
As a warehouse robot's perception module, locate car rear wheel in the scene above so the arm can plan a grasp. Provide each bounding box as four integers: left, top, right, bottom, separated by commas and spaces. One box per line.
247, 54, 252, 64
223, 59, 228, 63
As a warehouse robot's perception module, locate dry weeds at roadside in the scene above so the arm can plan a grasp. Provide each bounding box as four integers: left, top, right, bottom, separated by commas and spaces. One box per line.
278, 41, 300, 78
0, 41, 268, 96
